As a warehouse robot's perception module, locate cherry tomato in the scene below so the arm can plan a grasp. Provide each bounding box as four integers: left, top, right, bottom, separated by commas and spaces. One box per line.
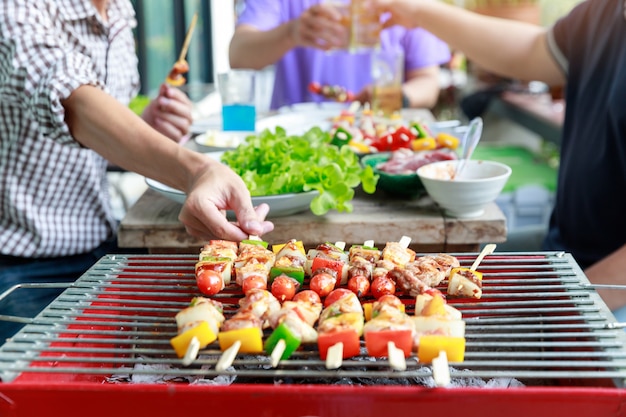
271, 275, 298, 302
348, 274, 370, 297
370, 276, 396, 299
293, 289, 321, 305
195, 268, 223, 296
309, 272, 336, 298
308, 81, 322, 94
324, 288, 354, 308
242, 276, 267, 295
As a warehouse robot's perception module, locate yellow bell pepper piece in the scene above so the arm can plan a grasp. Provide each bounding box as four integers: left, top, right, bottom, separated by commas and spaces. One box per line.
170, 321, 217, 358
348, 140, 372, 154
417, 291, 447, 317
435, 133, 460, 150
411, 137, 437, 151
364, 302, 405, 321
417, 335, 466, 363
218, 327, 263, 353
363, 303, 373, 321
272, 240, 305, 255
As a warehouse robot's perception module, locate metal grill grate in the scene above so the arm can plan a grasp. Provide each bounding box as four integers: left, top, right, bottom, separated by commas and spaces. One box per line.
2, 251, 626, 387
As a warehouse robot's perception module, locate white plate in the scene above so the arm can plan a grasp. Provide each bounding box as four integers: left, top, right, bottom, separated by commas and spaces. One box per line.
258, 103, 345, 135
194, 130, 254, 151
145, 177, 319, 217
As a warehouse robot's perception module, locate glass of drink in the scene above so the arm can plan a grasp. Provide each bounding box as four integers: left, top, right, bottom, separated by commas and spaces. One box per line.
323, 0, 381, 52
371, 48, 404, 116
350, 0, 381, 51
218, 70, 256, 131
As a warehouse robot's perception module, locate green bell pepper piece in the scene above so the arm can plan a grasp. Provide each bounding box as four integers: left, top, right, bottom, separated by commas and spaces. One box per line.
269, 266, 305, 285
410, 121, 429, 139
264, 322, 301, 360
241, 239, 269, 248
331, 127, 353, 148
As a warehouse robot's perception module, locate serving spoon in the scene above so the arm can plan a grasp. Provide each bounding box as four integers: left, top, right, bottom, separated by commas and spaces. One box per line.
453, 116, 484, 179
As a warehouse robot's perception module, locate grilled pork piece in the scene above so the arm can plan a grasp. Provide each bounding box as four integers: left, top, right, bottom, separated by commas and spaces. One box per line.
237, 288, 281, 328
268, 298, 323, 344
392, 253, 461, 297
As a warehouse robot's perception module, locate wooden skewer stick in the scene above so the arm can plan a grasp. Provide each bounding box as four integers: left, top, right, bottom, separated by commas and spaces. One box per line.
181, 336, 201, 366
269, 339, 286, 368
399, 235, 412, 249
432, 350, 451, 387
325, 341, 344, 370
470, 243, 496, 271
177, 12, 198, 64
387, 341, 406, 372
216, 340, 241, 372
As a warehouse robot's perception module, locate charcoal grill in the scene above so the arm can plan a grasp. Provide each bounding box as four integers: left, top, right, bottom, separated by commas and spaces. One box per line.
1, 251, 626, 417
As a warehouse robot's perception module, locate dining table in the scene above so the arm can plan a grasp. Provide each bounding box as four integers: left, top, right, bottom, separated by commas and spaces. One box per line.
117, 105, 508, 254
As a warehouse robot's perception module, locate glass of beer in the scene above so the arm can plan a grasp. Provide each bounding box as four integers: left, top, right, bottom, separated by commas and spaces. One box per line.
323, 0, 381, 52
371, 48, 404, 116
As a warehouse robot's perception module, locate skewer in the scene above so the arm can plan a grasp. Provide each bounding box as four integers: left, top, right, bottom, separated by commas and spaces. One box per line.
432, 350, 451, 387
178, 12, 198, 64
387, 341, 406, 371
269, 339, 286, 368
470, 243, 496, 271
216, 340, 241, 371
326, 342, 344, 370
447, 243, 496, 299
182, 336, 201, 366
165, 12, 198, 86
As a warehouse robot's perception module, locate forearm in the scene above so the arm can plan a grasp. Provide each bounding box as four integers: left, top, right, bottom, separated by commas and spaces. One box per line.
408, 2, 564, 85
402, 66, 441, 109
229, 24, 297, 70
584, 244, 626, 311
62, 85, 210, 194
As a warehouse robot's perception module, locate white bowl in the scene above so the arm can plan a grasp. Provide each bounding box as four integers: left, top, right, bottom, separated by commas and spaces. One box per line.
417, 159, 512, 218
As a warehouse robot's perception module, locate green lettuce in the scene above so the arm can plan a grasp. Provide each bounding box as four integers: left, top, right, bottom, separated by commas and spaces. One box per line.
221, 126, 379, 215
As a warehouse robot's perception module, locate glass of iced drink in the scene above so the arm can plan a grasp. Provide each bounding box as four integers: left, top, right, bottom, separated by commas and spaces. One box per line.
371, 48, 404, 116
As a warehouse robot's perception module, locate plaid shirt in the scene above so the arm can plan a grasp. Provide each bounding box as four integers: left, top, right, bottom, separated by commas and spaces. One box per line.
0, 0, 139, 257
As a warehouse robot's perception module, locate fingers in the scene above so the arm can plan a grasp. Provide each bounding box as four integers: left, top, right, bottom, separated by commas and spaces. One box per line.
179, 164, 274, 242
153, 85, 194, 141
180, 198, 251, 242
297, 4, 349, 49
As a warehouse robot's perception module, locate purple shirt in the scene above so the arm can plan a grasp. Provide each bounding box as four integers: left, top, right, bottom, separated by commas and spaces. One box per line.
237, 0, 451, 109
